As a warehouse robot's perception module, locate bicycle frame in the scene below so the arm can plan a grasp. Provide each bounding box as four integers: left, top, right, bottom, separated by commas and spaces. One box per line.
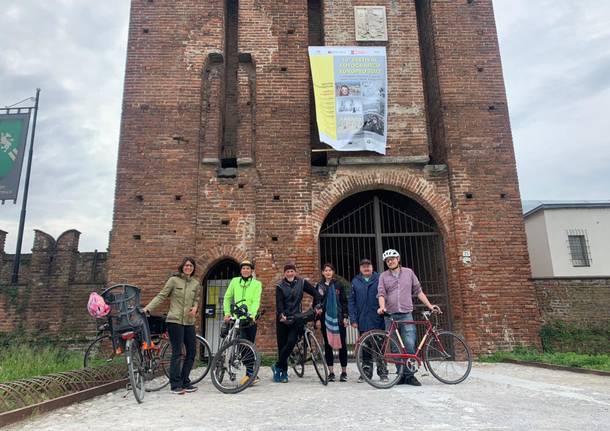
364, 316, 450, 372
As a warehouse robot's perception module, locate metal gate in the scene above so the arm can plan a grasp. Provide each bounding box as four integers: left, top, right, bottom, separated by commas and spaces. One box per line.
319, 190, 451, 350
202, 259, 240, 353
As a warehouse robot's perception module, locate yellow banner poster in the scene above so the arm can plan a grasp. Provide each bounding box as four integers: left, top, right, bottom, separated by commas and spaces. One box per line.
308, 46, 387, 154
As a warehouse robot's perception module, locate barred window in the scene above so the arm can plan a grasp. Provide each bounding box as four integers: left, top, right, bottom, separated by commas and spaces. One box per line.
567, 230, 591, 267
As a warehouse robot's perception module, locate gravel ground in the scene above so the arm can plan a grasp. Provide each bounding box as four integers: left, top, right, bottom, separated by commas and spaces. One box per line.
8, 363, 609, 431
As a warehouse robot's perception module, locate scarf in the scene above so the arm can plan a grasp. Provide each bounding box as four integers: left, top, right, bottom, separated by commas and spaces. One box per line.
324, 281, 342, 349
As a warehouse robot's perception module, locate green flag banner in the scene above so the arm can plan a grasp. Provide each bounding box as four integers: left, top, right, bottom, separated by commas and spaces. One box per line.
0, 113, 30, 201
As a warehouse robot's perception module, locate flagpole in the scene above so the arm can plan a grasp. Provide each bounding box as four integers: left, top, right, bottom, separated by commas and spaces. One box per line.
11, 88, 40, 284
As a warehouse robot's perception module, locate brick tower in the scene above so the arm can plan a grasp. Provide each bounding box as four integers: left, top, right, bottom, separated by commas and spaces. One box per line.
108, 0, 541, 354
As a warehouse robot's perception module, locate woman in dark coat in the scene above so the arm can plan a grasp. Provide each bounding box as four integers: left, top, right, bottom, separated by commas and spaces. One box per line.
316, 263, 349, 382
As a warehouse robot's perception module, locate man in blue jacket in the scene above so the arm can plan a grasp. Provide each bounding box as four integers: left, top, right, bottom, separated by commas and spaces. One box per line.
349, 258, 388, 383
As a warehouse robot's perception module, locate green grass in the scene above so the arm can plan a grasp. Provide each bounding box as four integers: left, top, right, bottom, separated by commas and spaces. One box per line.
480, 347, 610, 372
260, 354, 277, 367
540, 321, 610, 355
0, 344, 84, 382
479, 321, 610, 373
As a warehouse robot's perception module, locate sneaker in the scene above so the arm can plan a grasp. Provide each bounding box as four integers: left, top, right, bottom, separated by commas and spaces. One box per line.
328, 373, 336, 382
405, 376, 422, 386
183, 385, 198, 393
170, 388, 185, 395
357, 375, 366, 383
251, 376, 261, 386
339, 372, 347, 382
380, 375, 389, 383
280, 370, 288, 383
271, 363, 281, 383
239, 375, 250, 386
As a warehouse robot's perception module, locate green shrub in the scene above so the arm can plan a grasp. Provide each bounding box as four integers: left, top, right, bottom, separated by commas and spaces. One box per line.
540, 321, 610, 355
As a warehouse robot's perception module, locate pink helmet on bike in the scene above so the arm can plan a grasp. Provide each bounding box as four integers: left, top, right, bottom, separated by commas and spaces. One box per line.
87, 292, 110, 318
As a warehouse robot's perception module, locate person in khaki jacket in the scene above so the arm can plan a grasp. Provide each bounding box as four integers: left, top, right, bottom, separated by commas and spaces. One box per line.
144, 257, 201, 395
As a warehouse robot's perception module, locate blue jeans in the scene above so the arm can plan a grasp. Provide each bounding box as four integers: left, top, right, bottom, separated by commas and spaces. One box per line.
385, 312, 417, 379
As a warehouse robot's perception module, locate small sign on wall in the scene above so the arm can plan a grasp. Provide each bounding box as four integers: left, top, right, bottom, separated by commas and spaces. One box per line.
204, 305, 216, 317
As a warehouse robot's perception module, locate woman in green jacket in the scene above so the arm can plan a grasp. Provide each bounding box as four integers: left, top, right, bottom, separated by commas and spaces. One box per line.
144, 257, 201, 395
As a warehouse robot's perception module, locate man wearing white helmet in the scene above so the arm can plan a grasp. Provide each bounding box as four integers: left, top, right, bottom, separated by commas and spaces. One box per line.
377, 248, 441, 386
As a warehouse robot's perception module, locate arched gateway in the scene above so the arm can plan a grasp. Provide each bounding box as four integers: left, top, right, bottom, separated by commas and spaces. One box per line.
201, 259, 240, 352
319, 190, 451, 331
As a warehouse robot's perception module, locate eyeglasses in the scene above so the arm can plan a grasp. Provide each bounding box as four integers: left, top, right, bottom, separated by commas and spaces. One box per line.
183, 263, 194, 268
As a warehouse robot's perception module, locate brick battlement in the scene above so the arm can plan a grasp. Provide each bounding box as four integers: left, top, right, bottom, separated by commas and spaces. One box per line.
0, 229, 106, 336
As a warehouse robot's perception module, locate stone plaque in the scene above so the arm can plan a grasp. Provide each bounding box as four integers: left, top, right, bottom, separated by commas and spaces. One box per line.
354, 6, 388, 42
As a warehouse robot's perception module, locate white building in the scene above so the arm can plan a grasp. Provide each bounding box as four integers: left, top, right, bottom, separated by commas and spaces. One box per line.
523, 201, 610, 278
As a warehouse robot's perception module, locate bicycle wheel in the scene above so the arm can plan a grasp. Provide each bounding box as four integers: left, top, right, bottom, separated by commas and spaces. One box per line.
305, 330, 328, 385
143, 340, 170, 392
159, 335, 213, 385
424, 331, 472, 384
126, 338, 145, 403
210, 339, 260, 394
355, 330, 402, 389
84, 335, 124, 369
289, 339, 305, 378
191, 336, 213, 383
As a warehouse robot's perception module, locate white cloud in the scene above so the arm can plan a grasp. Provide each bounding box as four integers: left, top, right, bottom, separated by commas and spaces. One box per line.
495, 0, 610, 200
0, 1, 129, 253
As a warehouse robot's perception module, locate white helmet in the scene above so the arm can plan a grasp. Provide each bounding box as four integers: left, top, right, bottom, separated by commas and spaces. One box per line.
382, 249, 400, 261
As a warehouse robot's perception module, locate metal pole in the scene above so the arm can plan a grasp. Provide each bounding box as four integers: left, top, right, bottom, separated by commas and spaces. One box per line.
11, 89, 40, 284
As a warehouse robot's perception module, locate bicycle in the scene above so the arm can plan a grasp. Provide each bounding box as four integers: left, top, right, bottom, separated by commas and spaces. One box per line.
287, 311, 329, 385
85, 301, 212, 394
210, 301, 261, 394
355, 310, 472, 389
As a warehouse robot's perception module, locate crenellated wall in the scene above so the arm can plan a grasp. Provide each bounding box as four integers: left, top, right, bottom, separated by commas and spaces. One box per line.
0, 229, 107, 337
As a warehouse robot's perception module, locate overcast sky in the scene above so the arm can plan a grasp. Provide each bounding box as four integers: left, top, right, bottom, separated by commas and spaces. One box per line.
1, 0, 609, 253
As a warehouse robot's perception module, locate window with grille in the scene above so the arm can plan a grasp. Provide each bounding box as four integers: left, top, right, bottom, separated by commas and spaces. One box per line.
567, 230, 591, 267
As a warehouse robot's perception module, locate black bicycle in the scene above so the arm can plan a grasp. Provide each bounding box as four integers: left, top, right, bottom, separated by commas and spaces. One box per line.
85, 312, 212, 393
210, 301, 261, 394
288, 311, 329, 385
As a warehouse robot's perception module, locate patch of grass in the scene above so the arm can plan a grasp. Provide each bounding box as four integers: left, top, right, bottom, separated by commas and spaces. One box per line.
479, 347, 610, 372
260, 354, 277, 367
0, 344, 84, 382
540, 321, 610, 355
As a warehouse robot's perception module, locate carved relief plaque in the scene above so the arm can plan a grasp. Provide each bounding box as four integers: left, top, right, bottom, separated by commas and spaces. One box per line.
354, 6, 388, 42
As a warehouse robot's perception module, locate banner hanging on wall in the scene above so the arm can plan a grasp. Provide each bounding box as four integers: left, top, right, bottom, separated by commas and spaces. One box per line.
308, 46, 387, 154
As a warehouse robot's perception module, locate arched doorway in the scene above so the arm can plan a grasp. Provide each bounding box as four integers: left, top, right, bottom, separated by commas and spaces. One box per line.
319, 190, 451, 333
202, 259, 240, 352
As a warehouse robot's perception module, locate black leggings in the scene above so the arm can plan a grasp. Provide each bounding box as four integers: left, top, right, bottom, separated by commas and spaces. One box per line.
167, 323, 196, 390
276, 320, 303, 372
320, 319, 348, 368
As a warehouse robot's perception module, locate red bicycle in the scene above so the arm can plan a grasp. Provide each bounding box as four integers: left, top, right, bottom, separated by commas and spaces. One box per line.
355, 310, 472, 389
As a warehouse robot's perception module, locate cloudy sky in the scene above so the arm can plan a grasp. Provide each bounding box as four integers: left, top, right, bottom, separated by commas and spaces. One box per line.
1, 0, 609, 253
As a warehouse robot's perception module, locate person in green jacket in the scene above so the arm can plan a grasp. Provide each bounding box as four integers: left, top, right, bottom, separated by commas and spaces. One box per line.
223, 259, 263, 384
144, 257, 201, 395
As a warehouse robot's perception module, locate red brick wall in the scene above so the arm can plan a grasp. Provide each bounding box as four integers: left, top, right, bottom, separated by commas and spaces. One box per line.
107, 0, 542, 355
534, 278, 610, 328
0, 229, 106, 337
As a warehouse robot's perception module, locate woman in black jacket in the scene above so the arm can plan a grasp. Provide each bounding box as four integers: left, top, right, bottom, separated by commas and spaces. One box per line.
316, 263, 349, 382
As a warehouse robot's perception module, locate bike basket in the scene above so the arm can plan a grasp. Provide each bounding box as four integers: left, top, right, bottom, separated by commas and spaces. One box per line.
147, 315, 166, 336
